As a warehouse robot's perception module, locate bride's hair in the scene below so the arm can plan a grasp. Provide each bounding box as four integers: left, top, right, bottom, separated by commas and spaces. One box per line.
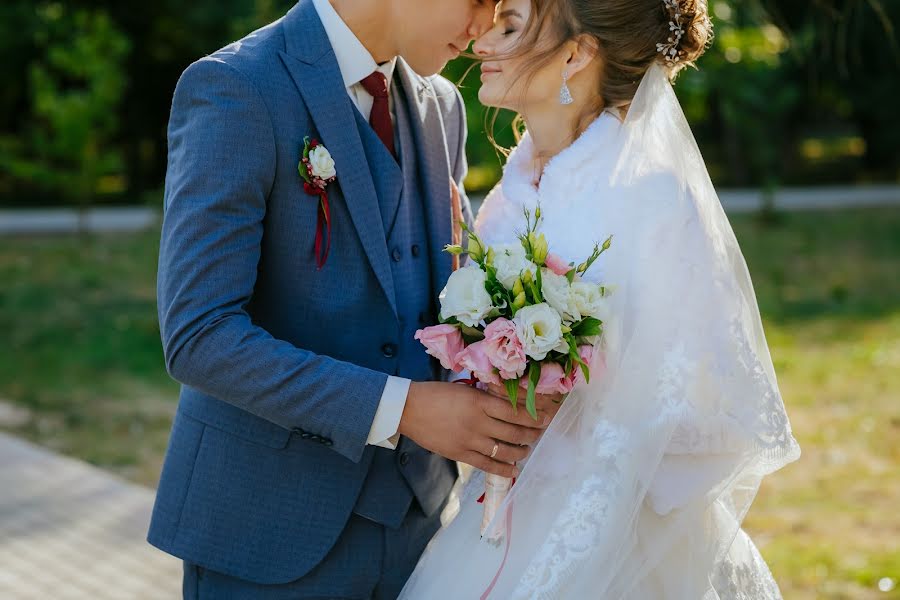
483, 0, 713, 155
536, 0, 713, 108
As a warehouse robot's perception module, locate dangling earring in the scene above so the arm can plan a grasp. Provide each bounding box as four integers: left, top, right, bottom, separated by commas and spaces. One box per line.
559, 69, 574, 105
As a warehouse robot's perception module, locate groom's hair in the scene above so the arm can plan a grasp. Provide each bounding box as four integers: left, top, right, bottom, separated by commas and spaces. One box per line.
484, 0, 713, 153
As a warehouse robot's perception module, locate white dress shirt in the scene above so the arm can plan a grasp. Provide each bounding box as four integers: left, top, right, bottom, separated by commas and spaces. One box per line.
313, 0, 408, 450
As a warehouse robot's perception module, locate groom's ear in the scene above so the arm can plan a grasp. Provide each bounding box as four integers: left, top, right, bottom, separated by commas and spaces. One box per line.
563, 35, 601, 78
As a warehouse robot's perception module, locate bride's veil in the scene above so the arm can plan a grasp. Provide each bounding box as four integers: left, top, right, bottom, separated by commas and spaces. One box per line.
401, 64, 800, 600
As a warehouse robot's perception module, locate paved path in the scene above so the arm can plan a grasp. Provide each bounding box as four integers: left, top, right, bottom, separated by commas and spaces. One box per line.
0, 207, 158, 235
1, 185, 898, 235
0, 433, 181, 599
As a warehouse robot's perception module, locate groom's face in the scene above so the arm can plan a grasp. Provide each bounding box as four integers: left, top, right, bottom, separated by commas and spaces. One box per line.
391, 0, 498, 75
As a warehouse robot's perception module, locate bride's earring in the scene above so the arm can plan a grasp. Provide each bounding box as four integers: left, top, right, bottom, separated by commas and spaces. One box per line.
559, 69, 574, 105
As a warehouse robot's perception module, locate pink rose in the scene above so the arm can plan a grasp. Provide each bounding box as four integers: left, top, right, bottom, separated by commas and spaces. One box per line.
521, 345, 597, 395
538, 361, 569, 394
573, 345, 594, 386
414, 324, 465, 371
544, 253, 570, 277
519, 361, 567, 395
456, 341, 501, 385
482, 318, 527, 380
560, 345, 597, 391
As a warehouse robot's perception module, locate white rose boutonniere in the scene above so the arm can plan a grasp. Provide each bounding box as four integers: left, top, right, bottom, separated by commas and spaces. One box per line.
298, 137, 338, 269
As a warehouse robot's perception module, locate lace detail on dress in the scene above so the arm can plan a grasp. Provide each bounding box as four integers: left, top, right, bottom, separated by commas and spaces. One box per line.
656, 342, 694, 415
510, 423, 630, 600
712, 533, 783, 600
728, 319, 795, 455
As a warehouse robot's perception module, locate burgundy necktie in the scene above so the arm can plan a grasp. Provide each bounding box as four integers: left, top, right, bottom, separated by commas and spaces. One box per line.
359, 71, 396, 158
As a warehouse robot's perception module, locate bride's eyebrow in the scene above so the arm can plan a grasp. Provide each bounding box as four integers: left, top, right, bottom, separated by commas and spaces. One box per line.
498, 9, 524, 21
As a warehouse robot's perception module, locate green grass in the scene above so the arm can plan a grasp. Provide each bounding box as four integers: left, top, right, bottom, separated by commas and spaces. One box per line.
0, 206, 898, 597
730, 208, 900, 599
0, 231, 179, 483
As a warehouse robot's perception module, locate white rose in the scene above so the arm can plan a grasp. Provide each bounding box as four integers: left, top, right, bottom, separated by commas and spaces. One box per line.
513, 303, 564, 361
571, 281, 607, 320
540, 268, 581, 323
308, 145, 336, 180
439, 265, 493, 327
493, 244, 535, 289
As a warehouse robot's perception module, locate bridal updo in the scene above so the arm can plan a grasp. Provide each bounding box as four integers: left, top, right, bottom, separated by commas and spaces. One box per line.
522, 0, 713, 108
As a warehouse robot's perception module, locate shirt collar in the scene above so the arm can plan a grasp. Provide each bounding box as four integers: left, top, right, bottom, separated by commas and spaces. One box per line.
312, 0, 396, 90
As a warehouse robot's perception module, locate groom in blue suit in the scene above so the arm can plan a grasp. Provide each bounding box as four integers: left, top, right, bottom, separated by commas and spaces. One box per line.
150, 0, 544, 597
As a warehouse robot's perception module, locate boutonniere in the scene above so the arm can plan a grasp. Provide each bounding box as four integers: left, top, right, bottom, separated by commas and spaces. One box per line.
298, 136, 337, 269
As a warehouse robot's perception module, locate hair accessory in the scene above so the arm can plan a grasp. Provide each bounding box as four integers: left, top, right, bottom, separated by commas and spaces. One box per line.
656, 0, 686, 63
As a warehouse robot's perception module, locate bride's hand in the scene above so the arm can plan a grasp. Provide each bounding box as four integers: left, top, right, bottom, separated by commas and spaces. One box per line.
485, 383, 565, 426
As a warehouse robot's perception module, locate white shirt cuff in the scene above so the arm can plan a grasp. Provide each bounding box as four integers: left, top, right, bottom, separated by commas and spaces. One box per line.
366, 376, 410, 449
448, 369, 471, 383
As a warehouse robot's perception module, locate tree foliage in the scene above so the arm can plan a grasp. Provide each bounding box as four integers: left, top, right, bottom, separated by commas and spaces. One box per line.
0, 0, 896, 206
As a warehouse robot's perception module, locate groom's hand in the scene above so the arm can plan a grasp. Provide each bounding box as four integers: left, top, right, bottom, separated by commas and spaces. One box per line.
398, 382, 547, 478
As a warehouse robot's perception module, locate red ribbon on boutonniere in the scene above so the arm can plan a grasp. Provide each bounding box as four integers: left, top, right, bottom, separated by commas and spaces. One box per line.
298, 136, 337, 269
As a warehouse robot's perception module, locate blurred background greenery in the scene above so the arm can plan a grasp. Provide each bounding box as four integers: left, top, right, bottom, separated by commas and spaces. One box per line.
0, 0, 899, 207
1, 1, 899, 599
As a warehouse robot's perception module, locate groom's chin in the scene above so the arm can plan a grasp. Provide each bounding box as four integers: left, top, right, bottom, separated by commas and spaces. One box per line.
406, 59, 447, 78
404, 47, 460, 78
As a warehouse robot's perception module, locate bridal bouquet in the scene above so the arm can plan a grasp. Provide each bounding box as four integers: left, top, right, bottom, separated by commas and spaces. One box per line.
415, 206, 612, 540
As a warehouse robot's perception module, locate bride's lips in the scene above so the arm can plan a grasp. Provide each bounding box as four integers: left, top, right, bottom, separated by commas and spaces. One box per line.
481, 64, 502, 80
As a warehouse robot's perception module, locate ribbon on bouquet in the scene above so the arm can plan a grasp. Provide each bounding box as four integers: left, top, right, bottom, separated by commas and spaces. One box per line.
480, 499, 515, 600
454, 376, 518, 599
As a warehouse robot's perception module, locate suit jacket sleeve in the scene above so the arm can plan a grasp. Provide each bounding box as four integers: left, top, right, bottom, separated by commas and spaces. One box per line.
157, 58, 386, 464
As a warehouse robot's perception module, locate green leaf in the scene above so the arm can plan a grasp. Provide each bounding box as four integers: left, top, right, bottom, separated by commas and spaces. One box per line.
526, 362, 541, 421
504, 378, 520, 411
458, 323, 486, 343
571, 317, 602, 337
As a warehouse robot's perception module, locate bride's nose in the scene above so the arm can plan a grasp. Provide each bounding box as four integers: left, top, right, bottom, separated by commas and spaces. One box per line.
472, 33, 493, 57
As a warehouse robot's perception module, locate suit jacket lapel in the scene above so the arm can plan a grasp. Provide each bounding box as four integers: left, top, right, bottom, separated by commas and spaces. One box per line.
280, 0, 397, 316
394, 60, 454, 307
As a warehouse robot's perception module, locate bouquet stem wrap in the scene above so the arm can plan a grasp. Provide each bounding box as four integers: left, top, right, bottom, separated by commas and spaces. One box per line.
480, 473, 513, 543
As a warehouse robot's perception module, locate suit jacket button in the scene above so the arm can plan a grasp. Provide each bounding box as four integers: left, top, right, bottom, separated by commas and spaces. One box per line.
399, 452, 410, 466
382, 343, 397, 358
392, 248, 402, 262
301, 433, 312, 440
323, 439, 333, 447
411, 244, 420, 257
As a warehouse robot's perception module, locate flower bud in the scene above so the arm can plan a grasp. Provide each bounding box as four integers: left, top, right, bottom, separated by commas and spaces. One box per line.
532, 233, 549, 265
444, 244, 464, 255
467, 234, 484, 262
512, 277, 525, 297
521, 269, 533, 285
512, 292, 527, 310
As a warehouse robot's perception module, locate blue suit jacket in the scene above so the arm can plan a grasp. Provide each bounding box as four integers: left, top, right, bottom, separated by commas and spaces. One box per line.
148, 0, 473, 584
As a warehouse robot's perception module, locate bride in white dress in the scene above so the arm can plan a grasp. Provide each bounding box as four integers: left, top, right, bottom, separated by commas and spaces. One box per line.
400, 0, 800, 598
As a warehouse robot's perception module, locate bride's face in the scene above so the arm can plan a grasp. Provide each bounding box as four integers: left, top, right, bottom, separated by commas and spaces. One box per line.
473, 0, 567, 112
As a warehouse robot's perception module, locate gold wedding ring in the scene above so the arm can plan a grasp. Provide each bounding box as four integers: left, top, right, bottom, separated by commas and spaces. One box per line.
489, 442, 499, 459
